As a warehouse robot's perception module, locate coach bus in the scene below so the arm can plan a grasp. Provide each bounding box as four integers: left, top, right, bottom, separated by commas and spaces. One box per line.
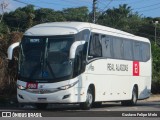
8, 22, 152, 110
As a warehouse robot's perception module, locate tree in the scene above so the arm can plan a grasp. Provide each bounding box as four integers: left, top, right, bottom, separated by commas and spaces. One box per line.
34, 8, 65, 24
62, 6, 89, 22
98, 4, 131, 27
35, 8, 55, 23
151, 44, 160, 93
97, 4, 143, 34
0, 22, 7, 34
3, 5, 35, 32
21, 5, 35, 28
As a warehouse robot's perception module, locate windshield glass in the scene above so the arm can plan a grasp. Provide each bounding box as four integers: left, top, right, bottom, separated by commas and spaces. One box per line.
19, 35, 74, 83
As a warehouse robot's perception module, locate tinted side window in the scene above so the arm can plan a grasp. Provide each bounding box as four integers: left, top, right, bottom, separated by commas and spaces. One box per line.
124, 40, 133, 60
113, 38, 123, 59
89, 34, 102, 57
101, 36, 112, 58
133, 42, 142, 61
75, 29, 90, 41
142, 43, 150, 61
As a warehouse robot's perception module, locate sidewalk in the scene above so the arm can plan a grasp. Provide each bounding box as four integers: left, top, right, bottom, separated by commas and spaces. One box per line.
141, 94, 160, 102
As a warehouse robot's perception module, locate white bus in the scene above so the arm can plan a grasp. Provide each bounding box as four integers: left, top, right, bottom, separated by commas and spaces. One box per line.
8, 22, 152, 110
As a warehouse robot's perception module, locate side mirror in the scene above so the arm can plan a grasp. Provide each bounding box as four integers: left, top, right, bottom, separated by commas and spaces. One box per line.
7, 42, 20, 60
69, 41, 85, 59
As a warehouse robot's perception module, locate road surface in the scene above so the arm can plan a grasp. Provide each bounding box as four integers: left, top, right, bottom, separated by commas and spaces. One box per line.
0, 95, 160, 119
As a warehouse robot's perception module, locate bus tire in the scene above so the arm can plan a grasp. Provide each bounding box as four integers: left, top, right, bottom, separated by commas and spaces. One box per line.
80, 88, 93, 110
35, 103, 48, 109
121, 87, 137, 106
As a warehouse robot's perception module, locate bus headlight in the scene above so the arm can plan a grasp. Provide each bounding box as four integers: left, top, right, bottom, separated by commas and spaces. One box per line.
58, 80, 79, 90
17, 84, 26, 90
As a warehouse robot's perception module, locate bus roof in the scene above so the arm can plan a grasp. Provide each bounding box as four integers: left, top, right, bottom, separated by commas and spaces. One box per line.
24, 22, 150, 43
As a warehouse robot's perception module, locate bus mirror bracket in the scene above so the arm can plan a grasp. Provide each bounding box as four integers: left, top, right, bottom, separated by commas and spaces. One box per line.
7, 42, 20, 60
69, 41, 85, 59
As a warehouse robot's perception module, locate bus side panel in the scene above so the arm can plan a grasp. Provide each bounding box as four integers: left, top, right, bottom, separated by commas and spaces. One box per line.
85, 59, 134, 102
138, 59, 152, 99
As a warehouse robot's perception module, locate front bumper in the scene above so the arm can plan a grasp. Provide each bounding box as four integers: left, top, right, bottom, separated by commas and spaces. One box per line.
17, 87, 86, 103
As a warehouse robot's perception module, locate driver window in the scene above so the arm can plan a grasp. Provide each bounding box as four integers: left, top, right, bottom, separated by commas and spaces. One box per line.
88, 34, 102, 58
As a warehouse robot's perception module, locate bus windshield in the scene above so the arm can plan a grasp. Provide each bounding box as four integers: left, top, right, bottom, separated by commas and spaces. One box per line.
19, 35, 74, 83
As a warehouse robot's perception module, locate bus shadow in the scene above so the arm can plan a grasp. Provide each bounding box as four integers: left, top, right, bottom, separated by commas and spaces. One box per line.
21, 102, 122, 111
1, 100, 159, 111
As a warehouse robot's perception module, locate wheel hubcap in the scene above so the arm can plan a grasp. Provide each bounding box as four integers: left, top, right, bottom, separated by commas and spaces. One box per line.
133, 92, 137, 103
88, 93, 93, 104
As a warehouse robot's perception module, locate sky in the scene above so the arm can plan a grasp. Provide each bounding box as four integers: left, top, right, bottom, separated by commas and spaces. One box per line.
3, 0, 160, 18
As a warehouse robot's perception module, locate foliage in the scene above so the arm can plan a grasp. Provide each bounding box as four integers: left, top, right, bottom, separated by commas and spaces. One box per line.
0, 32, 23, 96
151, 44, 160, 93
97, 4, 144, 34
0, 22, 8, 34
35, 8, 57, 23
63, 6, 89, 22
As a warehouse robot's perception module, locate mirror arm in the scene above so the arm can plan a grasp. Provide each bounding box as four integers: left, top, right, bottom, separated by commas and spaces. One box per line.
69, 41, 85, 59
7, 42, 20, 60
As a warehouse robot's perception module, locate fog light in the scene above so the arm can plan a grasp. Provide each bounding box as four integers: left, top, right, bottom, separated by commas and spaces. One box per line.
62, 94, 71, 99
18, 94, 24, 99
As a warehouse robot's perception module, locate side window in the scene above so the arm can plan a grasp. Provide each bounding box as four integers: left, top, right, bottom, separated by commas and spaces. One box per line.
123, 40, 133, 60
101, 35, 112, 58
133, 42, 142, 61
112, 37, 123, 59
142, 43, 150, 61
75, 29, 90, 41
89, 34, 102, 58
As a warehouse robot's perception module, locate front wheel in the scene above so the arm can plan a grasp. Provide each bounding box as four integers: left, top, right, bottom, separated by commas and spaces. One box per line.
121, 87, 137, 106
80, 88, 93, 110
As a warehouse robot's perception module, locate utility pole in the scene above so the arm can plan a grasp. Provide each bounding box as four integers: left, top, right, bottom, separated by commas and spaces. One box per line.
93, 0, 97, 23
154, 21, 159, 45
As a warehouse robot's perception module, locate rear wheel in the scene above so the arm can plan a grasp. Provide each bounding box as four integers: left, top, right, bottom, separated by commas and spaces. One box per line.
80, 88, 93, 110
121, 87, 137, 106
35, 103, 48, 109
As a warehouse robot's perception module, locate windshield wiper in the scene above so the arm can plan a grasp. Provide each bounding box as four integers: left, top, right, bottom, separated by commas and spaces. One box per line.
44, 38, 56, 78
20, 44, 25, 61
46, 60, 56, 78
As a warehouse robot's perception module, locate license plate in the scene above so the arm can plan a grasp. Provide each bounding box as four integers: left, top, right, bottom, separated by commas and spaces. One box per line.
37, 98, 47, 102
26, 82, 38, 89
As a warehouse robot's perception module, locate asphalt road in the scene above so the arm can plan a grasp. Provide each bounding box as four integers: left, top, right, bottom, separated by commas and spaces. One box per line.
0, 101, 159, 120
0, 100, 159, 117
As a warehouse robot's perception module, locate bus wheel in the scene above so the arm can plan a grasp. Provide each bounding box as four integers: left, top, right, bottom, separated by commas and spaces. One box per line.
35, 103, 48, 109
121, 87, 137, 106
80, 88, 93, 110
